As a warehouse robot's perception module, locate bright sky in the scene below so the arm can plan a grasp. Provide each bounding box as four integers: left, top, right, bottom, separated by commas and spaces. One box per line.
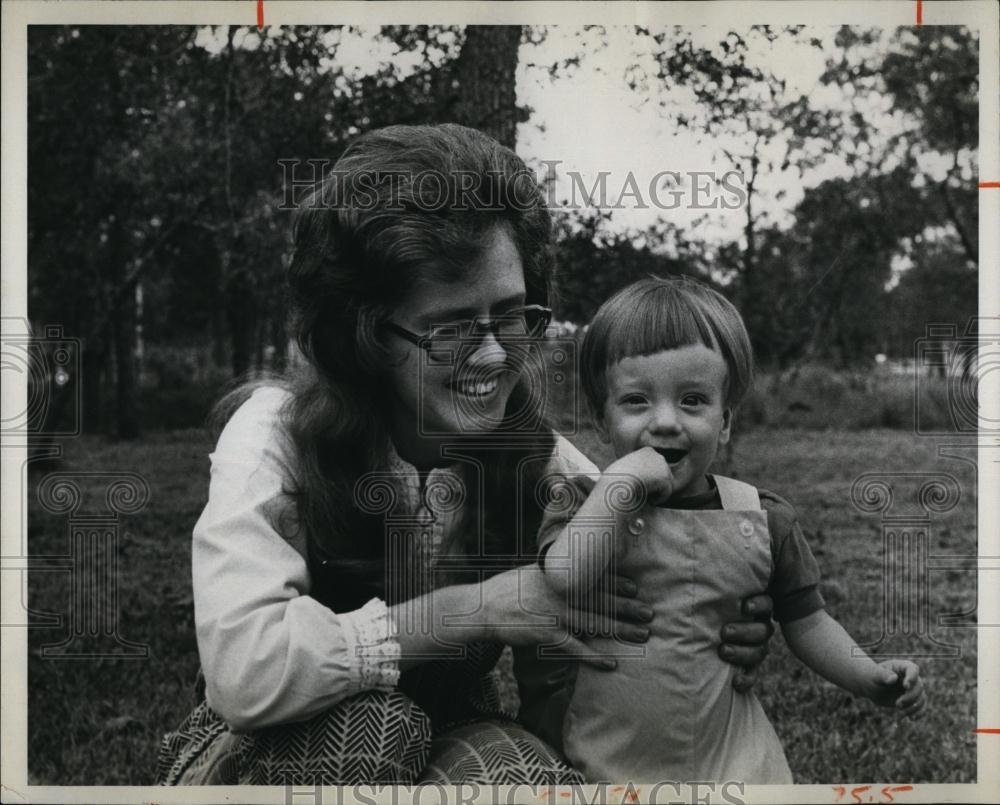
516, 26, 911, 249
198, 24, 960, 252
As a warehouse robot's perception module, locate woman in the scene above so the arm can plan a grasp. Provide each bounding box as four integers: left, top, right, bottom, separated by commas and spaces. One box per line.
157, 123, 774, 785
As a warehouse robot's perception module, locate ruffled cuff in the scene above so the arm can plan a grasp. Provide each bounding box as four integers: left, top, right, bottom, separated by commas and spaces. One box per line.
339, 597, 401, 692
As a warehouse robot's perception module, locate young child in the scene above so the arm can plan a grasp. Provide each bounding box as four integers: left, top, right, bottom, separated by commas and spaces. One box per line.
540, 276, 926, 783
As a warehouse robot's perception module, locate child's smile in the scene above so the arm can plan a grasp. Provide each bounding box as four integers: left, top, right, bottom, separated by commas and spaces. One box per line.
599, 344, 732, 499
652, 446, 689, 465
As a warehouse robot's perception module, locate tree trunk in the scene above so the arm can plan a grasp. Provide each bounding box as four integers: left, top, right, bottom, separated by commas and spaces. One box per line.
939, 181, 977, 265
449, 26, 523, 149
81, 345, 105, 434
740, 146, 760, 316
107, 214, 141, 440
255, 313, 266, 371
226, 266, 257, 378
271, 313, 287, 371
112, 282, 140, 439
212, 306, 228, 368
79, 315, 111, 435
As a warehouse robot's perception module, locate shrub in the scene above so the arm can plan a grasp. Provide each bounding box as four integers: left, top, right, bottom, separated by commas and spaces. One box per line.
737, 364, 954, 433
139, 375, 229, 431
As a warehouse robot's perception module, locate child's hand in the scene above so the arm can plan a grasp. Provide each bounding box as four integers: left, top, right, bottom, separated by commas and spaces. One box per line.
607, 447, 673, 505
869, 660, 926, 717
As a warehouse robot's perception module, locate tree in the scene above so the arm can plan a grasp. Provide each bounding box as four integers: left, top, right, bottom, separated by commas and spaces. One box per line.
882, 234, 977, 357
814, 26, 978, 265
759, 169, 930, 366
551, 213, 708, 324
366, 25, 526, 148
637, 25, 979, 365
777, 26, 980, 362
647, 27, 826, 328
29, 26, 351, 429
29, 27, 202, 437
445, 26, 524, 148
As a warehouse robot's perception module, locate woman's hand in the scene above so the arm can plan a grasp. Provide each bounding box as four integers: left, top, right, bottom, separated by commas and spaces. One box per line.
719, 593, 775, 692
478, 564, 652, 671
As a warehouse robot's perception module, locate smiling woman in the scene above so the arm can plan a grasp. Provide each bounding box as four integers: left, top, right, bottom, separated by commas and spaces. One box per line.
155, 123, 774, 786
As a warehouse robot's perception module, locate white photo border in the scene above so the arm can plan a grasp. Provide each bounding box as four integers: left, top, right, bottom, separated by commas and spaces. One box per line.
2, 1, 998, 803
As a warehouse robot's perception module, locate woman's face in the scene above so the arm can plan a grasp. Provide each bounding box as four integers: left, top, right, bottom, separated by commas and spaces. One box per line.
383, 224, 529, 465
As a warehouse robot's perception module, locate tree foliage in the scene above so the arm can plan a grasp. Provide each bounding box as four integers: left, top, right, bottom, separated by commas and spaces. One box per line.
551, 212, 708, 323
28, 24, 524, 435
27, 24, 979, 434
640, 25, 978, 367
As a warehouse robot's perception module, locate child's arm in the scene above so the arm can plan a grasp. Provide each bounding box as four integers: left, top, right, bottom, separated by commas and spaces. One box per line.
782, 610, 926, 716
542, 447, 672, 598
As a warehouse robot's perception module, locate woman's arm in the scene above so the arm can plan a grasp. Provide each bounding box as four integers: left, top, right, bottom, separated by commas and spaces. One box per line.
194, 389, 404, 730
390, 563, 648, 671
196, 391, 629, 730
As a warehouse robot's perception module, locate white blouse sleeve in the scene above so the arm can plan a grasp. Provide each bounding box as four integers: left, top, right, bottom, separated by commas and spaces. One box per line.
192, 387, 400, 731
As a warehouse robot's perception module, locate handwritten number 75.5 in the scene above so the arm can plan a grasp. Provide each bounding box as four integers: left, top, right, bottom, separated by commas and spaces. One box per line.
832, 785, 914, 803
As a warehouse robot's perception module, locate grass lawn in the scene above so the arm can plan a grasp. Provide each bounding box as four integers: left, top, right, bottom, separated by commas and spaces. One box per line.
26, 425, 977, 784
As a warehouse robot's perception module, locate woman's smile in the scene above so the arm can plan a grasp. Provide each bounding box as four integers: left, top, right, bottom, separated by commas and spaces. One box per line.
458, 377, 497, 395
447, 361, 518, 401
450, 375, 500, 399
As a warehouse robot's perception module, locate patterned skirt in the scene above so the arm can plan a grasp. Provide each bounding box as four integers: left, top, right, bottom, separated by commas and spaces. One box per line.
156, 642, 583, 785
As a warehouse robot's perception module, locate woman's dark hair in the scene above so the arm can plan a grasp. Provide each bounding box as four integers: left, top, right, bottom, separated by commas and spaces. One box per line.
216, 124, 557, 610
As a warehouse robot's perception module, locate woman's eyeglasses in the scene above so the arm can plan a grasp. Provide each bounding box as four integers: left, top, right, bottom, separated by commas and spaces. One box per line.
384, 305, 552, 363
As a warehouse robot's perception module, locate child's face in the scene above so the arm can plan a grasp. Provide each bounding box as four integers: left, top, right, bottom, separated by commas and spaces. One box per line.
598, 344, 732, 499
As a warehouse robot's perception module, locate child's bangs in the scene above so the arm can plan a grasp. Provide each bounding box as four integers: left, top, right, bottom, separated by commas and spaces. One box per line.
602, 285, 719, 366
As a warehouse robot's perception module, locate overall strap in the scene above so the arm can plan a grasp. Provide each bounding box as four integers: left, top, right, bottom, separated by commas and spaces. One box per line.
713, 475, 762, 511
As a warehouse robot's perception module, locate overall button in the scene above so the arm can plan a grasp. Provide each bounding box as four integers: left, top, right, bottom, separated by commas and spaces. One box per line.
739, 520, 755, 538
628, 517, 645, 536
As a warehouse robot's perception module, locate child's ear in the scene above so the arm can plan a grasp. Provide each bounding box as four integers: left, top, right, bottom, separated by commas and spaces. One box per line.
718, 408, 734, 446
